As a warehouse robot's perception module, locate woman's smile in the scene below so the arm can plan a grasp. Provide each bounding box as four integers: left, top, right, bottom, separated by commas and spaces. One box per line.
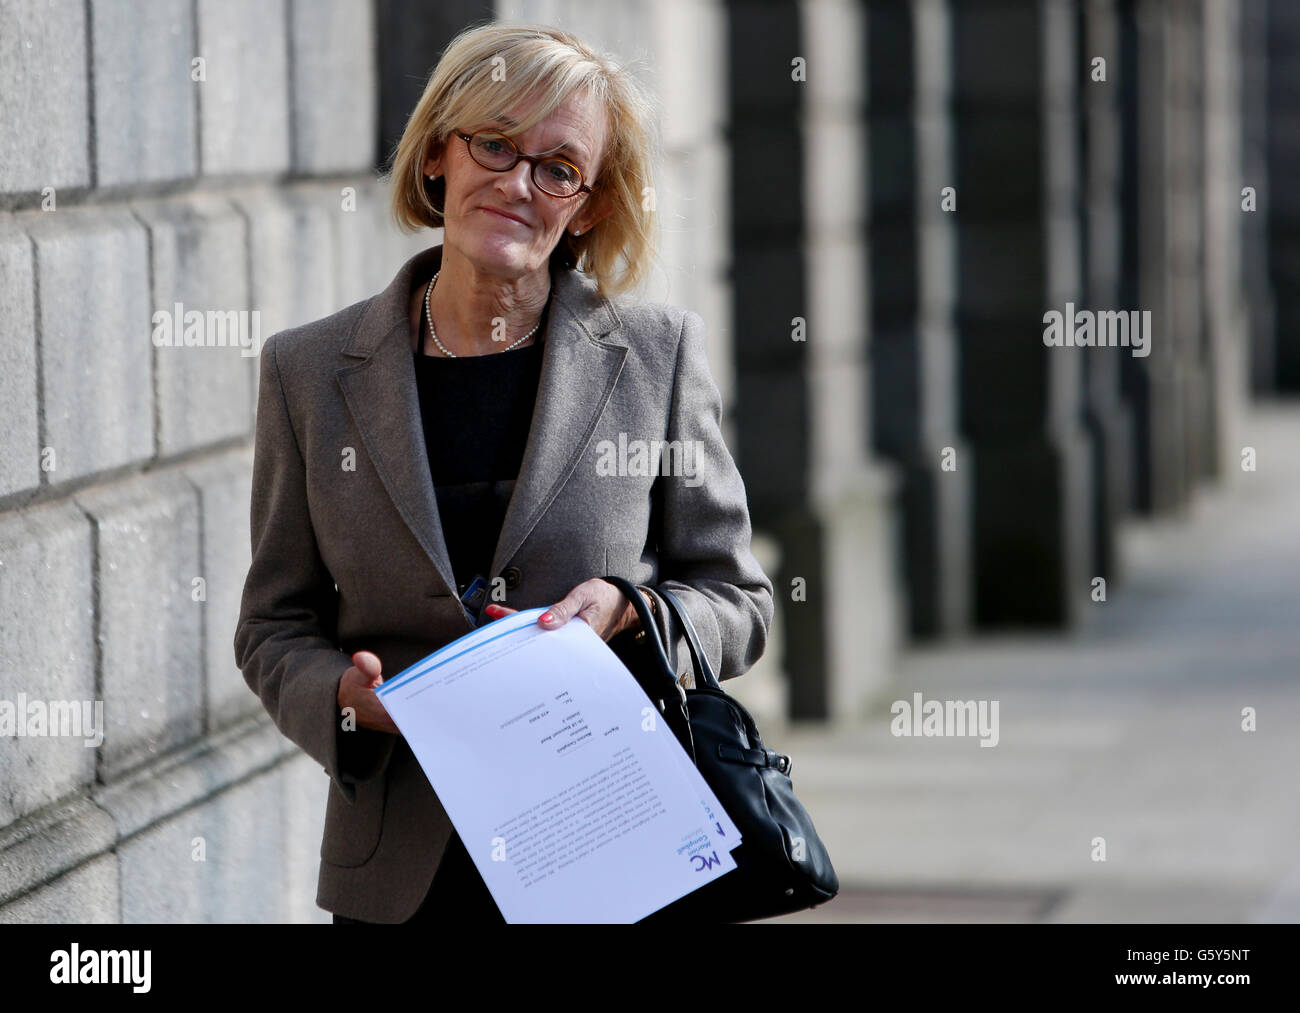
480, 206, 531, 226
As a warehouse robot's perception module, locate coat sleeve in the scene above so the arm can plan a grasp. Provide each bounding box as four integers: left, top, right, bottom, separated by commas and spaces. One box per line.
641, 308, 775, 683
233, 334, 396, 801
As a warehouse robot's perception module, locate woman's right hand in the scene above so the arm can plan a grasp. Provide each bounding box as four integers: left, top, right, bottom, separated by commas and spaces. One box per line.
337, 650, 400, 735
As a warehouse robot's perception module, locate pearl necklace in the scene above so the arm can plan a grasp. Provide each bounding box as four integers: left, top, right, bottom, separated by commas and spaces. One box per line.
423, 270, 542, 357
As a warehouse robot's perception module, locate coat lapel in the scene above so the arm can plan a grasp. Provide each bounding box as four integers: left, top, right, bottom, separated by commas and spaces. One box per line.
336, 244, 626, 602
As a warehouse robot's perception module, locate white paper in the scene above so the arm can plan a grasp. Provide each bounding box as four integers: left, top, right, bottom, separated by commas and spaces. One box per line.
375, 607, 741, 923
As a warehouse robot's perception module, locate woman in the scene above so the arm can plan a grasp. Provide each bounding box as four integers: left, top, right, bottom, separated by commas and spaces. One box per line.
234, 22, 774, 924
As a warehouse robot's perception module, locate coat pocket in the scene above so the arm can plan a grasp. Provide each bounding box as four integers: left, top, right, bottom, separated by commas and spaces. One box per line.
320, 772, 388, 867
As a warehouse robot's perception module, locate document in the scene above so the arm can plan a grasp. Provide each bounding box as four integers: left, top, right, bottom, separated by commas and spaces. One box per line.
375, 607, 742, 923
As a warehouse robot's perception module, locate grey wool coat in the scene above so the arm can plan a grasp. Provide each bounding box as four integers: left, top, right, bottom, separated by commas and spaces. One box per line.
233, 243, 775, 923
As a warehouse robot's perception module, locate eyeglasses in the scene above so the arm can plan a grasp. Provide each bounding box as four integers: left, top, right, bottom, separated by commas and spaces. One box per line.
454, 129, 594, 199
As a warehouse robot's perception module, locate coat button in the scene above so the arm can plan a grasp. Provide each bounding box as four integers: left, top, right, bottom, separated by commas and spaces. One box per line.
502, 566, 522, 590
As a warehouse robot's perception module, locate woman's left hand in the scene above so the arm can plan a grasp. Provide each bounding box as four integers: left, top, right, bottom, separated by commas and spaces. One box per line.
483, 577, 647, 643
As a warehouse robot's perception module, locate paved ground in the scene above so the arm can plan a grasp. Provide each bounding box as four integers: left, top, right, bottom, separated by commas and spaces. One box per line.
753, 402, 1300, 923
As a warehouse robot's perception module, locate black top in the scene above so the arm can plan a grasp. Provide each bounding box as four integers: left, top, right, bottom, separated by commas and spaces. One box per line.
412, 301, 549, 595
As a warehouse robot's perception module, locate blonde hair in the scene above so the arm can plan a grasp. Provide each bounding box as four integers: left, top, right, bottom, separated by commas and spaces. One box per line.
387, 21, 662, 300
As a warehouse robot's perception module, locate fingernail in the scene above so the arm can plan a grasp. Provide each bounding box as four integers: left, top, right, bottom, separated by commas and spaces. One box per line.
485, 604, 501, 616
540, 612, 553, 623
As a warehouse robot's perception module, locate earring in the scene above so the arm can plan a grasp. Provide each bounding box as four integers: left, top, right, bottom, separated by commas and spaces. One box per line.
425, 175, 445, 216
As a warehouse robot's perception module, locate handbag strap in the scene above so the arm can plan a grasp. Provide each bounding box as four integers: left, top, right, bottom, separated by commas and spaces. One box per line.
601, 575, 677, 693
602, 576, 724, 693
603, 575, 698, 763
654, 588, 722, 691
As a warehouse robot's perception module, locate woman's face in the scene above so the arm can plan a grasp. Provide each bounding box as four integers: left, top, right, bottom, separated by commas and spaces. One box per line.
423, 89, 611, 282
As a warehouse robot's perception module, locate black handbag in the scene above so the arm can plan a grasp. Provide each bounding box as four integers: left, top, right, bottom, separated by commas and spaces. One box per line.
602, 575, 840, 922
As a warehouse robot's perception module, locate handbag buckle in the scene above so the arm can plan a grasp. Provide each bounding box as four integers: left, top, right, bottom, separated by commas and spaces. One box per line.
656, 682, 686, 713
717, 744, 793, 775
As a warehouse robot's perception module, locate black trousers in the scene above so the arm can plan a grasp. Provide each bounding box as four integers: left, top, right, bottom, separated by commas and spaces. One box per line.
331, 831, 505, 924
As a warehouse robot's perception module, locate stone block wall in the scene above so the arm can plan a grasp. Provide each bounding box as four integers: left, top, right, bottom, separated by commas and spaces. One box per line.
0, 0, 424, 923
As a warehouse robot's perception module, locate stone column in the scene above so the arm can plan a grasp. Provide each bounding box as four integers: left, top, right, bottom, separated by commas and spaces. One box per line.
1265, 0, 1300, 390
1077, 0, 1134, 582
1168, 3, 1213, 488
867, 0, 971, 638
1119, 0, 1192, 515
730, 0, 901, 719
950, 0, 1093, 626
1239, 0, 1273, 394
1202, 0, 1249, 479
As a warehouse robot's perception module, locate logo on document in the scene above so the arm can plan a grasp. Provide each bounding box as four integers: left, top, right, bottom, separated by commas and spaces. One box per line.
691, 851, 723, 872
